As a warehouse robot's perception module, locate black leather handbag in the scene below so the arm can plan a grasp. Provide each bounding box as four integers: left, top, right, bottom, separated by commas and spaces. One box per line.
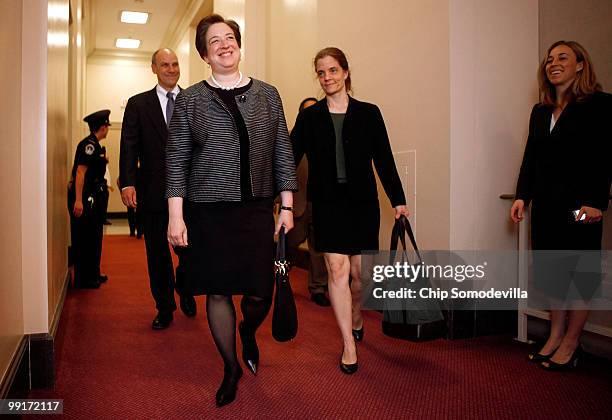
382, 216, 446, 341
272, 227, 298, 342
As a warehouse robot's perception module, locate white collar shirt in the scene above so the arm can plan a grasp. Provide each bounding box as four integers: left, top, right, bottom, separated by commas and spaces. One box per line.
156, 84, 181, 124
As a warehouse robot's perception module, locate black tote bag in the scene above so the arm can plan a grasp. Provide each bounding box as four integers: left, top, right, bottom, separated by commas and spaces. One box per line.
382, 216, 446, 341
272, 227, 298, 342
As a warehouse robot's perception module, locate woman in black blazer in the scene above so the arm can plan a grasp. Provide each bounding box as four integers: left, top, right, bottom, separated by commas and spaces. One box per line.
292, 47, 408, 374
511, 40, 611, 370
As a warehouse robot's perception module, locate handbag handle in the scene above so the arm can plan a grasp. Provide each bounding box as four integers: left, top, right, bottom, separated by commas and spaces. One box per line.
400, 216, 423, 264
275, 227, 289, 275
389, 216, 423, 265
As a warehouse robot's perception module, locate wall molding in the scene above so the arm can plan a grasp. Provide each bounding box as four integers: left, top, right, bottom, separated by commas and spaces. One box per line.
159, 0, 211, 50
87, 48, 152, 65
50, 270, 70, 338
0, 336, 28, 398
1, 269, 71, 397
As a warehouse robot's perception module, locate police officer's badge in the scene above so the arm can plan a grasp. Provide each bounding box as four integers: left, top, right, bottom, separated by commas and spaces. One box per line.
85, 144, 95, 155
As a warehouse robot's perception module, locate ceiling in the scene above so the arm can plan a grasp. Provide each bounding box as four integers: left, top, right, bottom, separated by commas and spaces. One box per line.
88, 0, 200, 57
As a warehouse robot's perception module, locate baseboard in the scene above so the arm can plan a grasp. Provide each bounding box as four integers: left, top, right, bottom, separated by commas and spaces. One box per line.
0, 336, 28, 399
29, 334, 54, 389
1, 269, 70, 397
50, 270, 70, 338
107, 211, 127, 219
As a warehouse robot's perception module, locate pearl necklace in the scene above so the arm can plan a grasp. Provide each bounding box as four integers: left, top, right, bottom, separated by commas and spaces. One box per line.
210, 71, 243, 90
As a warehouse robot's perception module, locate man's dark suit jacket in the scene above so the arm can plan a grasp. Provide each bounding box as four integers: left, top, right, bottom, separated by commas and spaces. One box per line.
120, 87, 177, 213
291, 96, 405, 207
516, 91, 612, 211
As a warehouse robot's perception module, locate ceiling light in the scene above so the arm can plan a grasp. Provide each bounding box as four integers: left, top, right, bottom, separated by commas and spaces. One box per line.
121, 11, 149, 24
115, 38, 141, 49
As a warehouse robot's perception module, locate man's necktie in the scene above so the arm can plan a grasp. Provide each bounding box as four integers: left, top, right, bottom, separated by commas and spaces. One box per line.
166, 91, 174, 127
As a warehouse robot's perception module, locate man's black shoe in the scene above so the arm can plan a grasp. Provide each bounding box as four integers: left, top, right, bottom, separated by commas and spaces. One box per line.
311, 293, 331, 307
76, 280, 101, 289
152, 312, 173, 330
98, 274, 108, 283
180, 295, 197, 317
103, 219, 112, 225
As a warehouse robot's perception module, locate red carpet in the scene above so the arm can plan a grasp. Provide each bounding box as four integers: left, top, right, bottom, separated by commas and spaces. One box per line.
29, 235, 612, 419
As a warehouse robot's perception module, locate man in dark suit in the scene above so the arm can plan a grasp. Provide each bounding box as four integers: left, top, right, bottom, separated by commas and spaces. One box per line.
119, 48, 196, 330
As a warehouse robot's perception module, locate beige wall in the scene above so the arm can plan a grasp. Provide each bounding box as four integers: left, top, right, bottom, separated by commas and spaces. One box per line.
177, 29, 191, 86
85, 60, 159, 125
263, 0, 450, 250
46, 0, 71, 331
450, 0, 539, 251
265, 0, 319, 127
0, 0, 25, 385
104, 126, 123, 212
539, 0, 612, 90
187, 26, 211, 85
70, 0, 89, 149
0, 0, 68, 383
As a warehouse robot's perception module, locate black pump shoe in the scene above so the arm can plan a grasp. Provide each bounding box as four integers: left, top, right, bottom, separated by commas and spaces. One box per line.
339, 346, 358, 375
541, 346, 583, 371
340, 358, 358, 374
239, 322, 259, 375
528, 345, 559, 363
352, 326, 364, 342
215, 367, 243, 407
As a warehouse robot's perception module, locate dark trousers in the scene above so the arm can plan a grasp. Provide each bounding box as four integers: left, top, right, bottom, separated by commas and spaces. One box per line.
69, 196, 103, 287
287, 203, 328, 294
127, 207, 139, 236
141, 211, 187, 313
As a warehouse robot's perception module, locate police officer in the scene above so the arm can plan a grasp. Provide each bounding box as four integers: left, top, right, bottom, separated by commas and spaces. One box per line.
68, 109, 111, 289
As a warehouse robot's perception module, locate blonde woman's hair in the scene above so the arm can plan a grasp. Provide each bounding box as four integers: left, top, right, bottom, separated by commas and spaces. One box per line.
538, 40, 602, 106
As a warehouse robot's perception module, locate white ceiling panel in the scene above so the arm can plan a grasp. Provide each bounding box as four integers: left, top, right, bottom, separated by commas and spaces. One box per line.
93, 0, 183, 52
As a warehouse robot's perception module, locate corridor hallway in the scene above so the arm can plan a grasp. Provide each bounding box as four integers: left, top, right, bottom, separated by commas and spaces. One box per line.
29, 235, 612, 419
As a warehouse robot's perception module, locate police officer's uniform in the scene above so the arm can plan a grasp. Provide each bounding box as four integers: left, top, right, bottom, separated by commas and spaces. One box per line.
68, 110, 111, 288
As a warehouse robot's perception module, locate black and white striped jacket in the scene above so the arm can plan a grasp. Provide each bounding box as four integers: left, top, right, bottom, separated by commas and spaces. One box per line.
165, 78, 297, 202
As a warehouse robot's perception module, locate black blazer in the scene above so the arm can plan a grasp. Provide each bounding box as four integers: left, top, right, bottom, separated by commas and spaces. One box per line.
120, 86, 179, 212
515, 91, 612, 211
291, 97, 406, 207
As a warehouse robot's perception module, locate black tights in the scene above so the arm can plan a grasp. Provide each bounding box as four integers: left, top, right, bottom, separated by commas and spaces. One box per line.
206, 295, 271, 372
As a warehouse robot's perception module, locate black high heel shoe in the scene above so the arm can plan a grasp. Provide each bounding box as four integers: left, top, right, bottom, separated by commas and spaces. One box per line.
352, 326, 364, 342
527, 345, 560, 363
238, 322, 259, 375
215, 366, 243, 407
339, 347, 358, 374
541, 346, 583, 371
340, 359, 358, 374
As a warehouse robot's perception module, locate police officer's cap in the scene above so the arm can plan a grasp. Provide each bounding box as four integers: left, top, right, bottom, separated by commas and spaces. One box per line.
83, 109, 111, 131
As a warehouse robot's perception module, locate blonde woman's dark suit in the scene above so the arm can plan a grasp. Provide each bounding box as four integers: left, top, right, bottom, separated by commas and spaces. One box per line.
515, 91, 612, 298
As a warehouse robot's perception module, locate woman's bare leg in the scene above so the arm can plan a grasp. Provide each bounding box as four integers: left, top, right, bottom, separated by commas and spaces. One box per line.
325, 253, 357, 364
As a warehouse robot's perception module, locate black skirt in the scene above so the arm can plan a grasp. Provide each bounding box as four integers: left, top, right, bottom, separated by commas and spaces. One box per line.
311, 185, 380, 255
182, 199, 275, 297
530, 203, 603, 300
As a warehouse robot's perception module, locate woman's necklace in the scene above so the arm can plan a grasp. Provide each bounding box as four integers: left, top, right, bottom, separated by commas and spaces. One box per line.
210, 71, 243, 90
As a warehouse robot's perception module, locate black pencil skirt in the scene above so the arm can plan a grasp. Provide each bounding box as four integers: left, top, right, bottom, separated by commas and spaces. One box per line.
530, 203, 603, 301
182, 199, 275, 297
311, 185, 381, 255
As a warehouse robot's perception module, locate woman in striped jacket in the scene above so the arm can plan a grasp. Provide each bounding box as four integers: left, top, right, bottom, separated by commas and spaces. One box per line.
166, 14, 297, 407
